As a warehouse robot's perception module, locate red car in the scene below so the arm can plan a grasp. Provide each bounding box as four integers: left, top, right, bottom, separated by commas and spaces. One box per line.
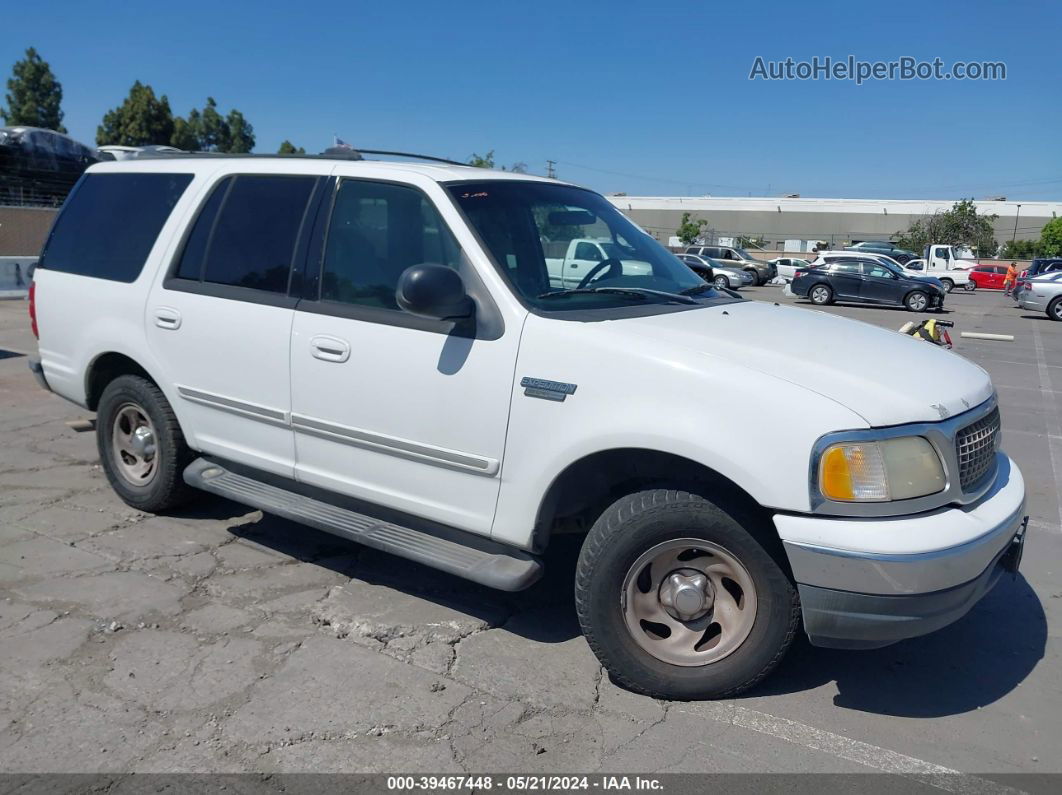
968, 264, 1010, 290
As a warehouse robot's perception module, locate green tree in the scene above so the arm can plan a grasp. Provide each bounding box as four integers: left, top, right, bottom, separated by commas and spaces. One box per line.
167, 99, 255, 153
467, 150, 495, 168
2, 47, 66, 132
1000, 239, 1039, 260
676, 212, 708, 246
1038, 217, 1062, 258
277, 140, 306, 155
169, 112, 198, 150
224, 109, 254, 153
96, 81, 175, 146
895, 199, 998, 257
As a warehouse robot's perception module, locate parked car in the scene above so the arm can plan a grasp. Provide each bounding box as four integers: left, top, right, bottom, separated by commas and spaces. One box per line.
767, 257, 810, 281
1019, 257, 1062, 281
677, 254, 753, 289
792, 258, 946, 311
810, 251, 966, 292
1016, 272, 1062, 321
29, 155, 1025, 700
844, 240, 919, 264
684, 245, 775, 285
967, 264, 1011, 290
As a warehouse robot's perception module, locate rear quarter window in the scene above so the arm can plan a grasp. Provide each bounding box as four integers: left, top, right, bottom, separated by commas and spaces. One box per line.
39, 172, 193, 282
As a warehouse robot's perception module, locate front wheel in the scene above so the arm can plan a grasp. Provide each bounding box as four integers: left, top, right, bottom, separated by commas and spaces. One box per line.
714, 274, 731, 290
963, 281, 977, 292
1049, 297, 1062, 322
940, 279, 954, 293
905, 291, 930, 312
809, 284, 833, 305
575, 489, 799, 700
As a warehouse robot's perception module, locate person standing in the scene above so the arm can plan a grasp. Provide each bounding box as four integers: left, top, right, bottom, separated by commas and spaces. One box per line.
1003, 261, 1018, 295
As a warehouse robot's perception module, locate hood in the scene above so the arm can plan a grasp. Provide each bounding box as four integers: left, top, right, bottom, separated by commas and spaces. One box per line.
618, 300, 993, 426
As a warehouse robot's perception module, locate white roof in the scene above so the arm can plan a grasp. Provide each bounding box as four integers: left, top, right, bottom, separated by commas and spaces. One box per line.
607, 195, 1062, 218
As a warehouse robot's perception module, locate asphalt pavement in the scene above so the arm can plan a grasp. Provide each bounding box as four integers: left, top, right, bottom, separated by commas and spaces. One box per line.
0, 286, 1058, 787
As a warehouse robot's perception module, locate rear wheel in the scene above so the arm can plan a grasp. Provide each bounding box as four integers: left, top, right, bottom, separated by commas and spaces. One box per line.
940, 279, 954, 293
714, 274, 731, 290
809, 284, 833, 305
905, 291, 930, 312
575, 489, 799, 699
963, 280, 977, 292
97, 375, 195, 512
1049, 297, 1062, 322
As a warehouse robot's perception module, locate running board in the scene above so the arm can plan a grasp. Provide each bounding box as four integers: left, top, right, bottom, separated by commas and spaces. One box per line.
183, 458, 542, 591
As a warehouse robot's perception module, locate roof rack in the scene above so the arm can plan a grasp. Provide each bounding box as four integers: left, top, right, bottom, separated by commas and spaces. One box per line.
132, 148, 466, 166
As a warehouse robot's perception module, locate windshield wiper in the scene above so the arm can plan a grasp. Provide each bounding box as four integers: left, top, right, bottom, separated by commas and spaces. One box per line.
679, 283, 715, 296
537, 287, 697, 304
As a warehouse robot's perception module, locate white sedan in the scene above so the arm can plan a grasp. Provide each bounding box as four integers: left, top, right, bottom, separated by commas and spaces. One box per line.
768, 257, 811, 281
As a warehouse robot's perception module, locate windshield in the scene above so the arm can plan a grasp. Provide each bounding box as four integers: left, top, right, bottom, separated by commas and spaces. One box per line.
733, 247, 753, 260
447, 181, 713, 311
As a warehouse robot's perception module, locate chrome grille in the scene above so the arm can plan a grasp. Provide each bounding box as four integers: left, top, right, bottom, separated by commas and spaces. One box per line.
955, 406, 1000, 491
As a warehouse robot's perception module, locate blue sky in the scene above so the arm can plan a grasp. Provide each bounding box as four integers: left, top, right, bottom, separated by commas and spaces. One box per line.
4, 0, 1060, 199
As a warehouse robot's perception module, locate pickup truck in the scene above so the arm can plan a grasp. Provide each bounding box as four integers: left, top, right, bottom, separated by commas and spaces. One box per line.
905, 245, 980, 292
28, 156, 1027, 700
902, 258, 974, 293
545, 237, 650, 288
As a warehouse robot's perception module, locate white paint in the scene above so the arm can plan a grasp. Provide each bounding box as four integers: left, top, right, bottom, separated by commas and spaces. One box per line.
684, 703, 1024, 794
1031, 322, 1062, 533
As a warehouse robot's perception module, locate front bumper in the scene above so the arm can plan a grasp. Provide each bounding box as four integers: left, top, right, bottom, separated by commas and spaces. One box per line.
776, 455, 1026, 649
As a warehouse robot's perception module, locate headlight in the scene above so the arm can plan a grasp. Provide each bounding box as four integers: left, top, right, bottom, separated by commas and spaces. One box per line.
818, 436, 945, 502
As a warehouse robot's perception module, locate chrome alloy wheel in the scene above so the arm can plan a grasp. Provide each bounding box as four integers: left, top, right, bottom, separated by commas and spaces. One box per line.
621, 538, 758, 667
111, 403, 159, 485
810, 285, 830, 304
908, 292, 929, 311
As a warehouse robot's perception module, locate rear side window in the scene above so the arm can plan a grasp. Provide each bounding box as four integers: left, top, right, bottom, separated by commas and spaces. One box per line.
40, 172, 192, 282
174, 175, 317, 293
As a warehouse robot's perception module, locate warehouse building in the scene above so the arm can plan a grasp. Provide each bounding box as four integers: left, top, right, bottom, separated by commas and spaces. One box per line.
606, 195, 1061, 254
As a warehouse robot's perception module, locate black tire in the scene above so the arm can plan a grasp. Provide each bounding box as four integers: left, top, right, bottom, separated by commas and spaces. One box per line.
714, 274, 731, 290
1049, 297, 1062, 322
904, 291, 930, 312
745, 269, 760, 286
809, 284, 833, 305
575, 488, 800, 700
96, 374, 195, 512
940, 279, 954, 293
963, 281, 976, 292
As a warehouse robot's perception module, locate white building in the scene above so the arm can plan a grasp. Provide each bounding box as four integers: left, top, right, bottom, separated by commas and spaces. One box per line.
606, 195, 1061, 253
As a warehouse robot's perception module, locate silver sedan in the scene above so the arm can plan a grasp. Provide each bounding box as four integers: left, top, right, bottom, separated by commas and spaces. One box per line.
1017, 272, 1062, 321
677, 254, 755, 290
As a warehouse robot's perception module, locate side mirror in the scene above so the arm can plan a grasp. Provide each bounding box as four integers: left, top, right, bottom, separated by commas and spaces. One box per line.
396, 264, 474, 321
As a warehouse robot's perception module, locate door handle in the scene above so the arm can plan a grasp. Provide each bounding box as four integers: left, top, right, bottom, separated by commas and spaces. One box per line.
310, 335, 350, 363
154, 307, 181, 330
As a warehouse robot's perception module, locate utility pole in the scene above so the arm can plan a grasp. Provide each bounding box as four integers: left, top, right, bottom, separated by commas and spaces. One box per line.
1011, 203, 1022, 243
546, 160, 556, 179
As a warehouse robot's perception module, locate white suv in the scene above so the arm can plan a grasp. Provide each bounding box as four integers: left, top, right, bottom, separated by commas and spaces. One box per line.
28, 155, 1027, 700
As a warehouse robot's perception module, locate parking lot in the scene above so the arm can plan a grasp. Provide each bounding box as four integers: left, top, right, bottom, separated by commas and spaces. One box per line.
0, 287, 1059, 785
